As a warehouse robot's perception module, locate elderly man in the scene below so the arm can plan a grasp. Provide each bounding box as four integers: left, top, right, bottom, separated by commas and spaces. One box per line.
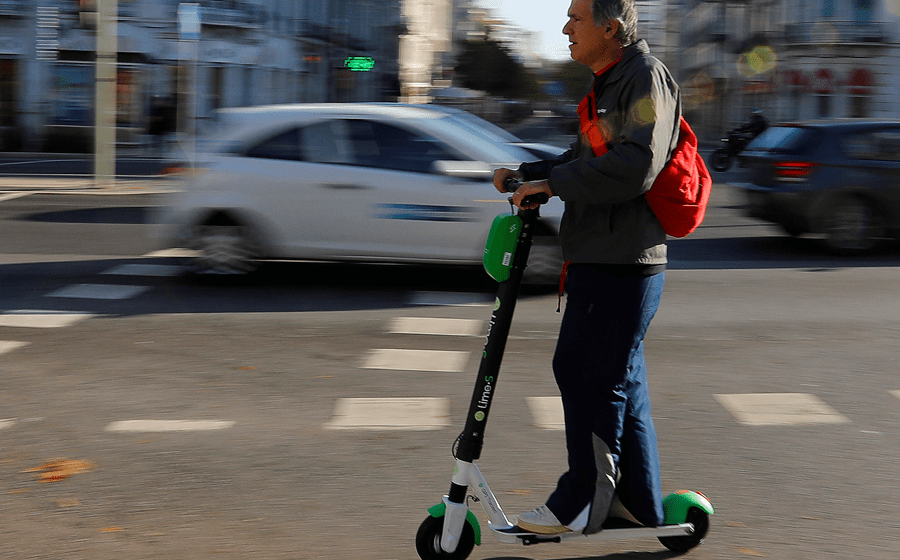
493, 0, 681, 536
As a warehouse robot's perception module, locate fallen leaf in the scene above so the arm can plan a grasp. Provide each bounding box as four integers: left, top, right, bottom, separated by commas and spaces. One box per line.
736, 547, 766, 557
24, 459, 95, 482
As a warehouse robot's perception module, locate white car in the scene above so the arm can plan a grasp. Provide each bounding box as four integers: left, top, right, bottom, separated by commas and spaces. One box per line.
156, 103, 566, 283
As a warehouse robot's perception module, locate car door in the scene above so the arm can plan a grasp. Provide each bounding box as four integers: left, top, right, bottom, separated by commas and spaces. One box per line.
842, 127, 900, 219
225, 121, 350, 259
290, 117, 497, 263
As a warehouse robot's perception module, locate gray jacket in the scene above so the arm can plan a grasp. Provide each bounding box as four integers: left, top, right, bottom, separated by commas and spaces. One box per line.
519, 40, 681, 265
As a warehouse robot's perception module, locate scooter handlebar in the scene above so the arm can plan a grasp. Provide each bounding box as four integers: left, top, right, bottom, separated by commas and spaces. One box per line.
503, 177, 549, 206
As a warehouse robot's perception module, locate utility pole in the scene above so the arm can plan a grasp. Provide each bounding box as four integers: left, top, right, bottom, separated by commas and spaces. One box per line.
94, 0, 117, 189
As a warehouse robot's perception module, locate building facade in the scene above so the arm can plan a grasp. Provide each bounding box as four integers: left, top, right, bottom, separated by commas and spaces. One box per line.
675, 0, 899, 140
0, 0, 403, 151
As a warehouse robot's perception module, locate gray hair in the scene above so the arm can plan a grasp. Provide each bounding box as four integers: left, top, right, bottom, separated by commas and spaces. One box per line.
592, 0, 638, 46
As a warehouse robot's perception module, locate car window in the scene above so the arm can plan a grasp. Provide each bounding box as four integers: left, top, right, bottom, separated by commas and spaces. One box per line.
300, 120, 353, 164
344, 119, 464, 174
745, 126, 809, 152
244, 128, 301, 160
843, 129, 900, 162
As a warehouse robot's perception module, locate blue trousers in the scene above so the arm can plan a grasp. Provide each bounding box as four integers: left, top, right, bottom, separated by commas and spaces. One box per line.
545, 265, 665, 533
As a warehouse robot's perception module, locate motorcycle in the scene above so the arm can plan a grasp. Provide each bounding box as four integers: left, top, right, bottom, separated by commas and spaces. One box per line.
710, 115, 768, 172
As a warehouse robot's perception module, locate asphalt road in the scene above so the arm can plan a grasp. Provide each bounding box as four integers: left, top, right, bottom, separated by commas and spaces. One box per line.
1, 181, 899, 559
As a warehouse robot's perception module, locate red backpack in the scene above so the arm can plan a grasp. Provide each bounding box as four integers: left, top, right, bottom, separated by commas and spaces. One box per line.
645, 117, 712, 238
578, 95, 711, 238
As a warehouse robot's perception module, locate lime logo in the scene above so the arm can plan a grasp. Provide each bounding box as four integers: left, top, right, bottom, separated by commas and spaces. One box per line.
494, 297, 501, 311
474, 411, 485, 421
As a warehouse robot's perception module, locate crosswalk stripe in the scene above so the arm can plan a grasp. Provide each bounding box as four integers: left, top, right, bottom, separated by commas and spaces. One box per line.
0, 192, 31, 203
0, 310, 93, 328
325, 397, 449, 430
101, 264, 183, 277
0, 341, 29, 355
45, 284, 150, 300
362, 348, 470, 372
105, 420, 236, 433
527, 396, 565, 430
715, 393, 850, 426
143, 248, 199, 258
389, 317, 482, 337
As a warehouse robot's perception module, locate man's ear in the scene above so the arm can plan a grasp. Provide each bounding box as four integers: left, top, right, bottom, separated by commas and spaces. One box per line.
605, 19, 619, 38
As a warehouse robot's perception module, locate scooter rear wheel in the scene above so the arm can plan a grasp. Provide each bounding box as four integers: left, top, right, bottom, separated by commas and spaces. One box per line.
415, 515, 476, 560
658, 507, 710, 552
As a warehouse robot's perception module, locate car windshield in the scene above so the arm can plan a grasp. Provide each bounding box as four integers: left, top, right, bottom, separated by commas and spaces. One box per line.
443, 112, 521, 144
421, 116, 533, 164
745, 126, 808, 152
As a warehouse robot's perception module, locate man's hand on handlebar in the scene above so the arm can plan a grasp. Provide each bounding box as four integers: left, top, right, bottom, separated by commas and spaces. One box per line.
492, 168, 553, 210
511, 181, 552, 210
492, 168, 521, 194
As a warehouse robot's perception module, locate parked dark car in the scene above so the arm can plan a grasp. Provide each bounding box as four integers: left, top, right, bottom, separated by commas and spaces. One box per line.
733, 119, 900, 254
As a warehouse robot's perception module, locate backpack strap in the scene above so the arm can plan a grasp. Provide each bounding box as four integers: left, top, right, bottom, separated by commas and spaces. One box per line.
577, 89, 610, 157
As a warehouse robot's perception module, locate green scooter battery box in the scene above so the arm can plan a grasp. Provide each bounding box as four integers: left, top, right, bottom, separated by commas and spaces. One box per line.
483, 213, 522, 282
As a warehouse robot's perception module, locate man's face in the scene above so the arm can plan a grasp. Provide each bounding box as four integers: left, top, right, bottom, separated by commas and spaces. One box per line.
563, 0, 618, 70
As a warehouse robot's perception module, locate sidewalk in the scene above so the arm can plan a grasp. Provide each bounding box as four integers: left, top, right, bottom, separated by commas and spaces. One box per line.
0, 175, 182, 195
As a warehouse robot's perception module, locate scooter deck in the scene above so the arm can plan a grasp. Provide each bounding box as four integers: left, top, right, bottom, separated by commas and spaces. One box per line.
490, 521, 695, 543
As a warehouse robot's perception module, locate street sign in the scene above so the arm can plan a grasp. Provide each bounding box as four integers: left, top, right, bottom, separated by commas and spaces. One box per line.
344, 56, 375, 72
178, 3, 201, 41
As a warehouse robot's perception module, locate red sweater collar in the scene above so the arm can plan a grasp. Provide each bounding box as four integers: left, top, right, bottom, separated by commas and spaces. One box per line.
594, 57, 622, 77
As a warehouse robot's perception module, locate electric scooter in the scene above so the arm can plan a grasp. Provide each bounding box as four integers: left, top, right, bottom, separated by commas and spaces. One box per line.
415, 180, 714, 559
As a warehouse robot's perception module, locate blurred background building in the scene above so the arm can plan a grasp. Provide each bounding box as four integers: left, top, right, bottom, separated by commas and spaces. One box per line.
1, 0, 403, 151
0, 0, 898, 153
675, 0, 898, 138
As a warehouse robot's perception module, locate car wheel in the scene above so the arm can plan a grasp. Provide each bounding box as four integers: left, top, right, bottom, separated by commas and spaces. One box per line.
820, 195, 886, 255
710, 149, 732, 172
524, 238, 564, 286
189, 216, 260, 274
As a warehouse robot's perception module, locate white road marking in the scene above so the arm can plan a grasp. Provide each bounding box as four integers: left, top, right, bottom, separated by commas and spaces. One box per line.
0, 192, 31, 203
0, 419, 15, 430
101, 264, 183, 277
362, 348, 470, 372
46, 284, 150, 300
105, 420, 236, 433
527, 396, 565, 430
325, 397, 449, 430
0, 310, 93, 328
389, 317, 482, 337
0, 341, 29, 355
143, 248, 200, 258
715, 393, 850, 426
409, 291, 492, 307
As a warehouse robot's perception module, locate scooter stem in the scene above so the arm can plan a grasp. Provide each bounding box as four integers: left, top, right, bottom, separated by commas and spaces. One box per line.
441, 207, 539, 551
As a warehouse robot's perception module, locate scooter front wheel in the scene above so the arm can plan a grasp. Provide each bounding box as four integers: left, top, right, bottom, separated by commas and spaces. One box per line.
658, 507, 710, 552
711, 148, 732, 172
416, 515, 476, 560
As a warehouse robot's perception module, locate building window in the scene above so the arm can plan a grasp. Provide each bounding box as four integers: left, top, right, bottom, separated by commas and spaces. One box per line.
849, 95, 869, 118
816, 94, 831, 118
855, 0, 873, 21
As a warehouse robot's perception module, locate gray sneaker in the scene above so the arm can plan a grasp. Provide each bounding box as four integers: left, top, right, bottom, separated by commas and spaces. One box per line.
516, 505, 571, 535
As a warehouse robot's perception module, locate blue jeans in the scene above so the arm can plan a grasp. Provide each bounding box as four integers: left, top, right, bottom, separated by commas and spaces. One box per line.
545, 265, 665, 533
